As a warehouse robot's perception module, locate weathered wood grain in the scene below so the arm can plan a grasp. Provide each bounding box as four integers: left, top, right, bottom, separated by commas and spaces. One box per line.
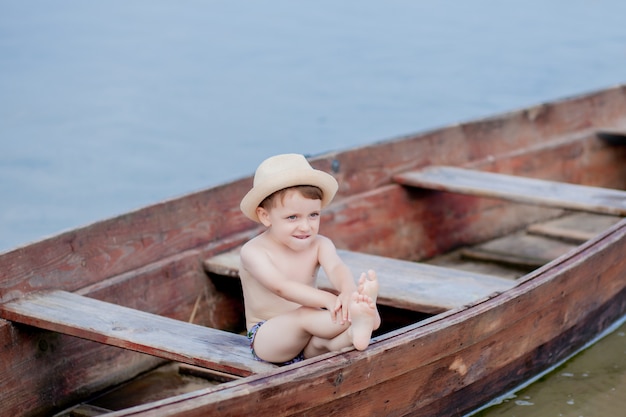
394, 166, 626, 215
0, 290, 275, 377
527, 212, 622, 243
461, 232, 578, 269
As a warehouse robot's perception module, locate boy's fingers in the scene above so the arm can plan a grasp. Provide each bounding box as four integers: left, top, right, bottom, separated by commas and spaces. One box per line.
329, 309, 336, 323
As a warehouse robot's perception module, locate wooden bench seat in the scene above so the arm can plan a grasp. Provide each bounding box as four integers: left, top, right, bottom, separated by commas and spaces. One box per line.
394, 166, 626, 216
0, 290, 275, 377
204, 249, 515, 314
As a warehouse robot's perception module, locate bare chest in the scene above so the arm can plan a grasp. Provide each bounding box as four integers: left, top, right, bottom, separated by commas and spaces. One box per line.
272, 251, 320, 284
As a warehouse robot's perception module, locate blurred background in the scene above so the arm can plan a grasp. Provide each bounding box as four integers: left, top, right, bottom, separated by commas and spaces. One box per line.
1, 0, 625, 251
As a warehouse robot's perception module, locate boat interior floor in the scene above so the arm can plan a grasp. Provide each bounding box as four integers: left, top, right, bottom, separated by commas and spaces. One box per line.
54, 363, 222, 417
426, 212, 622, 279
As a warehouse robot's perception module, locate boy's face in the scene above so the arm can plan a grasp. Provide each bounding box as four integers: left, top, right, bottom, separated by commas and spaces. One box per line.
257, 189, 322, 252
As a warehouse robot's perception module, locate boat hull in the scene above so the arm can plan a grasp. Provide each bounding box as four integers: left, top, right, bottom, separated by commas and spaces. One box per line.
111, 220, 626, 416
1, 85, 626, 416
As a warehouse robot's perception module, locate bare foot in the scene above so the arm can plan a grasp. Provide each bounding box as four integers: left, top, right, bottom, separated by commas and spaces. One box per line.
358, 270, 381, 333
349, 292, 377, 351
358, 269, 379, 303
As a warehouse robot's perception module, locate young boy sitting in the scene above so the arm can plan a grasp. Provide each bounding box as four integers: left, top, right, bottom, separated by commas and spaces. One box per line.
239, 153, 381, 365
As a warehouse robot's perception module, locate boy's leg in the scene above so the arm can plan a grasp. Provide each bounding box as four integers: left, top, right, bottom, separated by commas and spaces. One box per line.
306, 271, 382, 356
305, 292, 378, 355
254, 272, 382, 362
252, 306, 349, 364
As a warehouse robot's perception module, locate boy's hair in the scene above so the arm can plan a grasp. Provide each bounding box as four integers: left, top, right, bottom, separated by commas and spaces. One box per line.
259, 185, 323, 211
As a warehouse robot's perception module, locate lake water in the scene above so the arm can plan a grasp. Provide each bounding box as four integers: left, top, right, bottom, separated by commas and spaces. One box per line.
471, 316, 626, 417
1, 1, 625, 414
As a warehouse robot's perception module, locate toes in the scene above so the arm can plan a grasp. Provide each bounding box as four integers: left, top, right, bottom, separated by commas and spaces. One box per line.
367, 269, 377, 281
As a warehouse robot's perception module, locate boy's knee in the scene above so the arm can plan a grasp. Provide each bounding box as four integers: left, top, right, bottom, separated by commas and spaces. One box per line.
304, 336, 329, 357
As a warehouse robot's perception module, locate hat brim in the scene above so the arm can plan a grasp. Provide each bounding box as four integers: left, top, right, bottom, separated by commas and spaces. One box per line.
240, 168, 338, 222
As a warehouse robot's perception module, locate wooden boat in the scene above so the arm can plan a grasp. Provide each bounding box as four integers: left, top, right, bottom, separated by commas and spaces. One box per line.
2, 85, 626, 417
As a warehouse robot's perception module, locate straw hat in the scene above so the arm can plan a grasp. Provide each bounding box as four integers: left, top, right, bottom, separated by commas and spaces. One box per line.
240, 154, 338, 222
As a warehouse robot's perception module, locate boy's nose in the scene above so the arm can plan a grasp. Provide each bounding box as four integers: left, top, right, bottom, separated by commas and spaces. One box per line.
298, 218, 312, 231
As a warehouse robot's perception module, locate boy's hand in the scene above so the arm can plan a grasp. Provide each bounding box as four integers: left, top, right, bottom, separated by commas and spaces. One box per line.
333, 291, 353, 325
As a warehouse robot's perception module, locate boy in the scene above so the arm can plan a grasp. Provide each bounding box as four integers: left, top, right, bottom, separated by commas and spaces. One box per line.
239, 153, 380, 365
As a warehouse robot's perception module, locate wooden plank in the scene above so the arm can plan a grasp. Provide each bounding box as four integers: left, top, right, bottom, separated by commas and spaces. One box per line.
0, 290, 275, 377
461, 232, 578, 269
330, 250, 515, 313
205, 249, 515, 314
527, 213, 622, 244
426, 250, 528, 280
394, 166, 626, 216
205, 250, 241, 278
426, 213, 621, 278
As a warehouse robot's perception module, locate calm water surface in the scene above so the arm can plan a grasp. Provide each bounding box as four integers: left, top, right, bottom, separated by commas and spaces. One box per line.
1, 1, 625, 414
471, 317, 626, 417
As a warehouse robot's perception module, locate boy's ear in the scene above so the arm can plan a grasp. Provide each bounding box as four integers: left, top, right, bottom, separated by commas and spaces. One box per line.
256, 207, 271, 227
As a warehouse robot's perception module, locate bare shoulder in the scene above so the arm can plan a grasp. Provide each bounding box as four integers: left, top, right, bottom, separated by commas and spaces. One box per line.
315, 234, 342, 265
240, 235, 258, 256
316, 234, 337, 251
240, 233, 268, 267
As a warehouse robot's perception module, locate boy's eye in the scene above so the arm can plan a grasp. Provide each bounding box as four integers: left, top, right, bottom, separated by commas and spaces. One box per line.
309, 212, 320, 219
286, 215, 297, 220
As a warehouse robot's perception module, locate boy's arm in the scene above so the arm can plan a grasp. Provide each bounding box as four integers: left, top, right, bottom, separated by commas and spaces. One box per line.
317, 236, 358, 323
318, 236, 357, 293
240, 244, 339, 316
